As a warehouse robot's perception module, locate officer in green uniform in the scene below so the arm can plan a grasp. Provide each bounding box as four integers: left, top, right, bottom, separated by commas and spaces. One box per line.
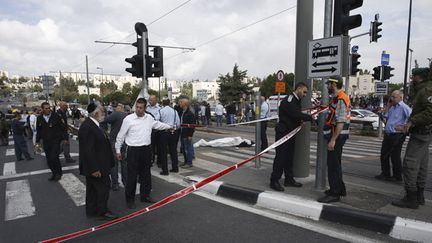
392, 67, 432, 209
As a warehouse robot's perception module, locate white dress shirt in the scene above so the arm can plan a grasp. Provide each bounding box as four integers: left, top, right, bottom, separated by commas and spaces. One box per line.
115, 113, 171, 153
215, 104, 224, 116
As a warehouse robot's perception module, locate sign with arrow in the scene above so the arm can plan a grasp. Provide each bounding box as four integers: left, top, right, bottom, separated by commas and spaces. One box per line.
308, 36, 343, 78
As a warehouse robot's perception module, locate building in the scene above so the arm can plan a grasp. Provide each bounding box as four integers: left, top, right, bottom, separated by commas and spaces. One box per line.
347, 74, 375, 96
192, 80, 219, 101
77, 85, 100, 96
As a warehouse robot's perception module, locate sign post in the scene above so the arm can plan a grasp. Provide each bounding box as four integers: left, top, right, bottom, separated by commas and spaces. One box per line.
308, 36, 345, 78
275, 70, 286, 122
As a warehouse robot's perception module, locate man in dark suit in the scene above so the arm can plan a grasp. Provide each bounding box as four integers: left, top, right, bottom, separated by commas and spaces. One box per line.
79, 103, 117, 220
36, 102, 68, 181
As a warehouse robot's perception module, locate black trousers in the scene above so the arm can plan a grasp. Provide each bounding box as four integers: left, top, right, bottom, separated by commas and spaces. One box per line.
271, 127, 296, 183
327, 138, 347, 196
85, 175, 111, 216
380, 133, 405, 178
151, 131, 160, 164
43, 140, 62, 176
159, 130, 179, 173
125, 145, 152, 202
13, 134, 31, 160
260, 121, 268, 151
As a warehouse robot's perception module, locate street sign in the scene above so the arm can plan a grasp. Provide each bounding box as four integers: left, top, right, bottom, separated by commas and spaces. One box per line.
196, 89, 208, 101
375, 81, 388, 95
275, 81, 286, 93
276, 70, 284, 81
381, 53, 390, 66
308, 36, 343, 78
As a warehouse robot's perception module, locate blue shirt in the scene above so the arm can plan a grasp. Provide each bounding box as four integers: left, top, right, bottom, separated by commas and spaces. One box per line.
260, 101, 270, 118
383, 101, 412, 134
159, 106, 181, 129
146, 104, 161, 121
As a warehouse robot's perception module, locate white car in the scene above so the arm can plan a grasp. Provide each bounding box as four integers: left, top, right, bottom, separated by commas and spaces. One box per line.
350, 109, 381, 130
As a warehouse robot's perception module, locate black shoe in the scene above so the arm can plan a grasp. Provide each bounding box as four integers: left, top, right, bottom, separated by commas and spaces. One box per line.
325, 189, 346, 197
284, 178, 302, 187
126, 201, 136, 209
160, 171, 169, 176
392, 191, 419, 209
375, 173, 392, 181
140, 196, 155, 203
99, 212, 119, 220
170, 168, 179, 173
317, 195, 341, 203
112, 184, 120, 191
54, 175, 62, 181
269, 182, 284, 192
17, 158, 24, 161
48, 175, 56, 181
26, 157, 34, 161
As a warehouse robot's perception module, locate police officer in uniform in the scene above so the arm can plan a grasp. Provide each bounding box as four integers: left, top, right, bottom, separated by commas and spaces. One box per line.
318, 76, 351, 203
392, 67, 432, 209
158, 99, 181, 175
270, 82, 312, 191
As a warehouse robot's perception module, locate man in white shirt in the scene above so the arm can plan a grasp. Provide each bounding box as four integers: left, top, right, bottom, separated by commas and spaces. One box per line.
260, 96, 270, 151
215, 103, 224, 126
29, 108, 39, 146
116, 98, 171, 209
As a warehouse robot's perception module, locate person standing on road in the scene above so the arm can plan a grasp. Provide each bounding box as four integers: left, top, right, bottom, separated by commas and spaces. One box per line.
180, 98, 196, 168
78, 103, 118, 220
103, 102, 128, 191
0, 112, 10, 146
158, 99, 181, 175
57, 101, 75, 163
29, 108, 39, 148
317, 76, 351, 203
11, 112, 33, 161
375, 90, 411, 182
260, 96, 270, 151
116, 98, 172, 209
393, 67, 432, 209
147, 95, 161, 167
36, 102, 68, 181
270, 83, 312, 191
215, 102, 224, 126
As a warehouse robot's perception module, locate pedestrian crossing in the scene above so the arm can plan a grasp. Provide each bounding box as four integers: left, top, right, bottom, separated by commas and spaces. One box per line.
5, 180, 36, 221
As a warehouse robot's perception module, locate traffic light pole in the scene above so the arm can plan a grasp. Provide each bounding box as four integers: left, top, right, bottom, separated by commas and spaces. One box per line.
141, 30, 149, 100
86, 55, 90, 105
293, 0, 313, 178
255, 91, 261, 168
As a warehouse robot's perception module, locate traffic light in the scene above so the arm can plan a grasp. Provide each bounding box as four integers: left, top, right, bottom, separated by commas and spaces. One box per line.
370, 20, 382, 42
333, 0, 363, 36
383, 66, 394, 80
350, 53, 361, 75
372, 66, 381, 80
125, 37, 144, 77
146, 46, 164, 77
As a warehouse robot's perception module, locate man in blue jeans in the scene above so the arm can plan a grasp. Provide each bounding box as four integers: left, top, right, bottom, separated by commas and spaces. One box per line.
180, 98, 196, 168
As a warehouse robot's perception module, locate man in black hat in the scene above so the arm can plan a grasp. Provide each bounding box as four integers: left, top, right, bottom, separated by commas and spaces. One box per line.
36, 102, 68, 181
79, 103, 117, 220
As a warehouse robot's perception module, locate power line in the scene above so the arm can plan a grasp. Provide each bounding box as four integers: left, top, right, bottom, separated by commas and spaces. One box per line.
148, 0, 192, 26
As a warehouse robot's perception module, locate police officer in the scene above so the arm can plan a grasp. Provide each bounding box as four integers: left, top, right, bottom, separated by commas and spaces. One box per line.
159, 99, 181, 175
11, 112, 33, 161
317, 76, 351, 203
147, 95, 161, 167
36, 102, 68, 181
270, 82, 312, 191
392, 67, 432, 209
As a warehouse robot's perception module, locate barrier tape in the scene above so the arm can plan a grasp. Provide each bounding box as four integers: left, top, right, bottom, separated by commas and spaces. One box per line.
180, 124, 207, 128
41, 108, 328, 243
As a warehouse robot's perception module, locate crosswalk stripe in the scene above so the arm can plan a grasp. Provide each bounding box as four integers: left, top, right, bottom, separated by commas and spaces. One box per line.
9, 141, 14, 145
3, 162, 16, 175
58, 173, 86, 206
194, 158, 234, 172
40, 152, 79, 158
6, 149, 15, 156
5, 179, 36, 221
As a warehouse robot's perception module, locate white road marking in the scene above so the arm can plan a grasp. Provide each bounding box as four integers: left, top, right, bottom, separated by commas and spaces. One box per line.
3, 162, 16, 175
194, 158, 229, 172
58, 173, 86, 206
6, 149, 15, 156
0, 165, 79, 181
40, 152, 79, 158
9, 141, 14, 145
5, 179, 36, 221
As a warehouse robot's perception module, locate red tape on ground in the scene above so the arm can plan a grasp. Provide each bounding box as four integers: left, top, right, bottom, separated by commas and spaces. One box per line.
41, 109, 333, 243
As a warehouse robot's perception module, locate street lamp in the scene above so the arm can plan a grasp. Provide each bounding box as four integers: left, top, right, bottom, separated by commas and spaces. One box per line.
96, 67, 104, 82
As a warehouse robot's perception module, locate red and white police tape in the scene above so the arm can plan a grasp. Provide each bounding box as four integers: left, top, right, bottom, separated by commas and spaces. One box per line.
41, 107, 328, 243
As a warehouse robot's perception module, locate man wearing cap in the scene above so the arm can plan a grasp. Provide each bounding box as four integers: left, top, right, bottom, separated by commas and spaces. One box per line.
393, 67, 432, 209
318, 76, 351, 203
79, 103, 117, 220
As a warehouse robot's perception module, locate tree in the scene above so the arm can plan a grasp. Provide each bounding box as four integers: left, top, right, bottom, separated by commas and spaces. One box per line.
18, 76, 28, 84
180, 82, 193, 98
104, 91, 131, 104
389, 83, 404, 92
217, 64, 253, 105
100, 81, 118, 97
121, 82, 132, 95
259, 72, 294, 98
32, 84, 43, 93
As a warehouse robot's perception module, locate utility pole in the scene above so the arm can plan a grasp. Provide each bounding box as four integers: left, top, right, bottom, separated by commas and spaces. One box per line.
255, 91, 261, 168
59, 70, 63, 101
293, 0, 314, 177
86, 55, 90, 105
315, 0, 332, 190
403, 0, 412, 100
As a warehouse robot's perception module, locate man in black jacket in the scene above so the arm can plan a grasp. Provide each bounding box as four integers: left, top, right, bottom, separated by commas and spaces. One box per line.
270, 82, 312, 191
180, 98, 196, 168
36, 102, 68, 181
79, 103, 117, 220
11, 112, 33, 161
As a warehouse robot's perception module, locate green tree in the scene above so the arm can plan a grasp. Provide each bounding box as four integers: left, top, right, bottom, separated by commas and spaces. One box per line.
121, 82, 132, 95
100, 81, 118, 97
104, 91, 131, 104
389, 83, 404, 92
18, 76, 28, 84
259, 72, 294, 98
217, 64, 253, 105
32, 84, 43, 93
180, 82, 193, 98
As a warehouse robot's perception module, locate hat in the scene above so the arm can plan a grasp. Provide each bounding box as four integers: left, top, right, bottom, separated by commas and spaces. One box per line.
412, 67, 430, 79
326, 75, 343, 85
87, 103, 97, 114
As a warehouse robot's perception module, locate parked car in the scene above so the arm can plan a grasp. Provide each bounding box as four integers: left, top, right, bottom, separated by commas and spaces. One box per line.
350, 109, 381, 130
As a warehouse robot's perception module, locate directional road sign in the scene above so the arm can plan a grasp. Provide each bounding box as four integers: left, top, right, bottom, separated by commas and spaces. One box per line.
381, 53, 390, 66
375, 81, 389, 95
308, 36, 343, 78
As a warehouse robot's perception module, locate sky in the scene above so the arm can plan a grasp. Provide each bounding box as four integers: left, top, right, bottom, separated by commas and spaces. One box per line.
0, 0, 431, 84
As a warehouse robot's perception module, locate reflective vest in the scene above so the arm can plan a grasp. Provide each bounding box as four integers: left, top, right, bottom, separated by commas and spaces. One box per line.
323, 90, 351, 140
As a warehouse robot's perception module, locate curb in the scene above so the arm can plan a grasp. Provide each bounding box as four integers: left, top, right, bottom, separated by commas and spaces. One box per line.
188, 177, 432, 242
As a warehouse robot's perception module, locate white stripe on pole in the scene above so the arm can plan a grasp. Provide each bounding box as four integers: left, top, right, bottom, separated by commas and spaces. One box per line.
3, 162, 16, 175
58, 173, 86, 206
5, 180, 36, 221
